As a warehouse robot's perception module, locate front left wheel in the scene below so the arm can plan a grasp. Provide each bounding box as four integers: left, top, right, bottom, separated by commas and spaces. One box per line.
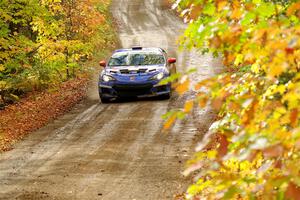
160, 93, 171, 100
100, 95, 110, 103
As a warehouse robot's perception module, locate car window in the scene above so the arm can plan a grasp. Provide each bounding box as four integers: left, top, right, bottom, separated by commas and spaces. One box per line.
108, 52, 129, 66
108, 51, 165, 66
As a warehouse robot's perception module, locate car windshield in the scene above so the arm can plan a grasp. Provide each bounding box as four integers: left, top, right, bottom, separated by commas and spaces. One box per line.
108, 51, 165, 66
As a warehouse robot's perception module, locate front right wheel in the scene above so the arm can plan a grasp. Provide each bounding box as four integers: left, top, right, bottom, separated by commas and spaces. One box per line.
100, 95, 110, 103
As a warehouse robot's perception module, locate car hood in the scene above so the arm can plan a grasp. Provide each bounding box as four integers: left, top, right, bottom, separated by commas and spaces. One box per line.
104, 65, 165, 75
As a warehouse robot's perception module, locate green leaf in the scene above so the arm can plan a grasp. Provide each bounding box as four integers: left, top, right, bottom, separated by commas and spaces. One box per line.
187, 67, 197, 74
202, 3, 216, 16
241, 12, 256, 26
223, 186, 240, 199
159, 73, 181, 85
256, 2, 276, 18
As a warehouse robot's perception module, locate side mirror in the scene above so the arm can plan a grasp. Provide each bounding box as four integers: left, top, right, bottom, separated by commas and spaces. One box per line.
99, 60, 106, 67
167, 58, 176, 64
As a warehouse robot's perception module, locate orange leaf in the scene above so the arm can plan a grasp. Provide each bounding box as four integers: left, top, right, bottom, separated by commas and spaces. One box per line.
223, 51, 236, 66
285, 47, 295, 55
245, 2, 255, 11
217, 134, 229, 158
195, 79, 212, 90
175, 79, 190, 95
210, 36, 222, 48
274, 160, 282, 168
263, 144, 284, 158
228, 101, 240, 112
198, 96, 208, 108
247, 150, 259, 162
230, 0, 242, 20
290, 108, 298, 128
190, 5, 202, 20
184, 100, 194, 113
287, 2, 300, 16
285, 182, 300, 200
164, 114, 176, 130
242, 99, 258, 125
212, 98, 223, 110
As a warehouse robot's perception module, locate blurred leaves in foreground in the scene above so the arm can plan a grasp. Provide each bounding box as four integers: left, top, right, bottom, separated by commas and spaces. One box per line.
167, 0, 300, 199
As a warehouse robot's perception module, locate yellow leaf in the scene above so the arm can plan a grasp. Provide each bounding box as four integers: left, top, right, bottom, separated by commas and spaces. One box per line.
217, 0, 227, 11
268, 40, 287, 50
194, 78, 215, 90
231, 0, 242, 20
0, 64, 4, 71
268, 62, 286, 78
184, 100, 194, 113
231, 7, 242, 20
234, 54, 243, 66
0, 81, 7, 88
207, 150, 217, 159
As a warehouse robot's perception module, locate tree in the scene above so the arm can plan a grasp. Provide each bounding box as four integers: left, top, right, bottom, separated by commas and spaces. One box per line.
168, 0, 300, 199
0, 0, 113, 105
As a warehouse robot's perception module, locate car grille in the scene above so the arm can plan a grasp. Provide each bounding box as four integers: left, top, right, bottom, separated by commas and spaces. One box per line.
119, 69, 148, 74
113, 84, 153, 96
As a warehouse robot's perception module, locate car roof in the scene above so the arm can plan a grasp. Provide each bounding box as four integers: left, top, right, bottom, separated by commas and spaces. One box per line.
113, 47, 166, 54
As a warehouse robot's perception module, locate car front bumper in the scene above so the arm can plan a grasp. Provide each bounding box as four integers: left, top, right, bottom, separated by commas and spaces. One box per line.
99, 82, 171, 98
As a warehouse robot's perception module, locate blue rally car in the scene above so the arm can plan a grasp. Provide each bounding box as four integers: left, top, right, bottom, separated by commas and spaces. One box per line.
98, 47, 176, 103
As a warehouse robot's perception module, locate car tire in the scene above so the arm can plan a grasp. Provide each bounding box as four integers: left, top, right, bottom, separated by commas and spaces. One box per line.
161, 93, 171, 100
100, 96, 110, 103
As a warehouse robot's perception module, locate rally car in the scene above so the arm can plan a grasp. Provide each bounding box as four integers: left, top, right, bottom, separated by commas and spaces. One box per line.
98, 47, 176, 103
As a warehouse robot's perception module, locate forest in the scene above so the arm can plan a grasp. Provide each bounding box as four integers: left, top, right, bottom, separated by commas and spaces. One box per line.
0, 0, 116, 107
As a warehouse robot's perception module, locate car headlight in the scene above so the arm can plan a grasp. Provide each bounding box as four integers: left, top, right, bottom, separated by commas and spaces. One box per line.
150, 72, 164, 80
102, 74, 115, 82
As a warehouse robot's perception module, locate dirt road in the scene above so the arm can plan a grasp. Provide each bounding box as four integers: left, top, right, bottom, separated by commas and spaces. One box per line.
0, 0, 221, 199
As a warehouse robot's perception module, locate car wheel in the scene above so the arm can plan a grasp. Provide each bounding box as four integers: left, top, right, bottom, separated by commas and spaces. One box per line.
100, 96, 110, 103
161, 93, 171, 100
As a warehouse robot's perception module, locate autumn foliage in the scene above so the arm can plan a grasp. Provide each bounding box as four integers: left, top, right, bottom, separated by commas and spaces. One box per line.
0, 76, 88, 151
0, 0, 116, 106
167, 0, 300, 199
0, 0, 116, 150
